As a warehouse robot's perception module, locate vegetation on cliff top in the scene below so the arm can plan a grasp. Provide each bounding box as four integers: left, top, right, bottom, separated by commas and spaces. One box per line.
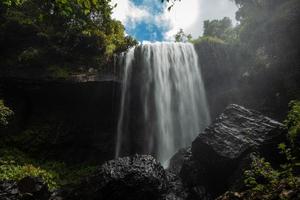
190, 0, 300, 119
0, 0, 137, 78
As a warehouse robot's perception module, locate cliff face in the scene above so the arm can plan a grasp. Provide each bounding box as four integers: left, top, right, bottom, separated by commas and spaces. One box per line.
0, 77, 121, 165
194, 40, 289, 120
0, 40, 291, 164
194, 41, 242, 119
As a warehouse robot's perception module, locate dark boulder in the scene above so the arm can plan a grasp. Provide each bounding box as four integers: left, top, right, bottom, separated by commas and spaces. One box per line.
179, 104, 285, 197
0, 180, 19, 200
168, 148, 192, 175
168, 148, 212, 200
69, 155, 167, 200
164, 171, 188, 200
0, 176, 50, 200
192, 104, 285, 165
17, 176, 50, 200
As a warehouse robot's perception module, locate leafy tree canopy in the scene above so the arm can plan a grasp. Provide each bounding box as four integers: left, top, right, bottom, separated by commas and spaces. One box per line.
203, 17, 237, 43
0, 0, 137, 77
174, 28, 192, 43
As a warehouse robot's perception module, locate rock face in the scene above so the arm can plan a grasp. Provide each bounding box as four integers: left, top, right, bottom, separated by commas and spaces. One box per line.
69, 155, 168, 200
0, 176, 50, 200
0, 79, 121, 165
168, 148, 192, 175
194, 41, 289, 121
178, 104, 286, 198
192, 104, 285, 166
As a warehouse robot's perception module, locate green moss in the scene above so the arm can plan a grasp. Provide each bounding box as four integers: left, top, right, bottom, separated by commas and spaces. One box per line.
0, 148, 59, 189
48, 66, 70, 79
0, 148, 97, 190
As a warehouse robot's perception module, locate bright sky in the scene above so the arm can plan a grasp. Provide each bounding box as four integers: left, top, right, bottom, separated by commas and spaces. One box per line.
111, 0, 238, 41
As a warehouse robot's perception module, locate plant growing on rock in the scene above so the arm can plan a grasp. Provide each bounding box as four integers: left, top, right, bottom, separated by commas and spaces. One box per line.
243, 100, 300, 200
284, 100, 300, 154
0, 0, 137, 75
244, 153, 300, 199
0, 148, 97, 190
0, 100, 14, 127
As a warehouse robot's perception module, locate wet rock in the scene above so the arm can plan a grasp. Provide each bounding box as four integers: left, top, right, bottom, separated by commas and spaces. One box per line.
0, 177, 50, 200
0, 180, 19, 200
181, 104, 285, 197
168, 148, 212, 200
192, 104, 285, 166
168, 148, 192, 175
17, 176, 50, 200
70, 155, 167, 200
164, 171, 188, 200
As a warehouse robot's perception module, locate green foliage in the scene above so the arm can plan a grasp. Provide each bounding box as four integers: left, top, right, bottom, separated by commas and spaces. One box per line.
284, 100, 300, 150
244, 151, 300, 199
0, 100, 14, 127
233, 0, 300, 100
243, 102, 300, 199
0, 148, 59, 189
203, 17, 237, 43
8, 125, 53, 156
0, 0, 137, 76
0, 148, 97, 190
48, 65, 70, 79
174, 28, 192, 42
192, 36, 225, 45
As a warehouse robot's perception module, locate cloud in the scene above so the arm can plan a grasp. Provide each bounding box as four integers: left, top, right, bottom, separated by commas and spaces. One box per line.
111, 0, 238, 41
111, 0, 150, 25
163, 0, 201, 40
111, 0, 170, 41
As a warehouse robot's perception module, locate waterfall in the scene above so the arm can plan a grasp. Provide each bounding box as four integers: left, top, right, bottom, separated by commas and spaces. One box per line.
115, 42, 211, 166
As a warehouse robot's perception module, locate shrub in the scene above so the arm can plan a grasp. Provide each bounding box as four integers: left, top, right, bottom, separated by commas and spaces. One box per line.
0, 100, 14, 127
0, 148, 59, 189
0, 148, 97, 190
244, 149, 300, 199
284, 100, 300, 153
243, 100, 300, 199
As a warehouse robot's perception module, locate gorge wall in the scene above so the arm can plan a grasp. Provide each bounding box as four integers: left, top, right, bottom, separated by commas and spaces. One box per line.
0, 78, 121, 165
0, 40, 291, 166
194, 40, 290, 120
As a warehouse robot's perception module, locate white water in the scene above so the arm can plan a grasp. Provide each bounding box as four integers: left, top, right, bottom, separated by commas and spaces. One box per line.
115, 42, 210, 166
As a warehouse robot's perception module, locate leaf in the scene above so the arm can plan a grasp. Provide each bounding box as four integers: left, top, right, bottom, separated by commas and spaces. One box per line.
278, 143, 286, 151
84, 9, 90, 15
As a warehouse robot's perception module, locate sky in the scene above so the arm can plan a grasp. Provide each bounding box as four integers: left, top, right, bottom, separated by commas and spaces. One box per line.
111, 0, 238, 42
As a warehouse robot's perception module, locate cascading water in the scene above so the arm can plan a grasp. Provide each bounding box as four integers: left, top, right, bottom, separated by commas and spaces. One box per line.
115, 42, 211, 166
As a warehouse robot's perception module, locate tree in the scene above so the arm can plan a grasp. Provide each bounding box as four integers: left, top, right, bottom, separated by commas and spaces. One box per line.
0, 0, 137, 77
174, 29, 192, 42
202, 17, 236, 42
233, 0, 300, 100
